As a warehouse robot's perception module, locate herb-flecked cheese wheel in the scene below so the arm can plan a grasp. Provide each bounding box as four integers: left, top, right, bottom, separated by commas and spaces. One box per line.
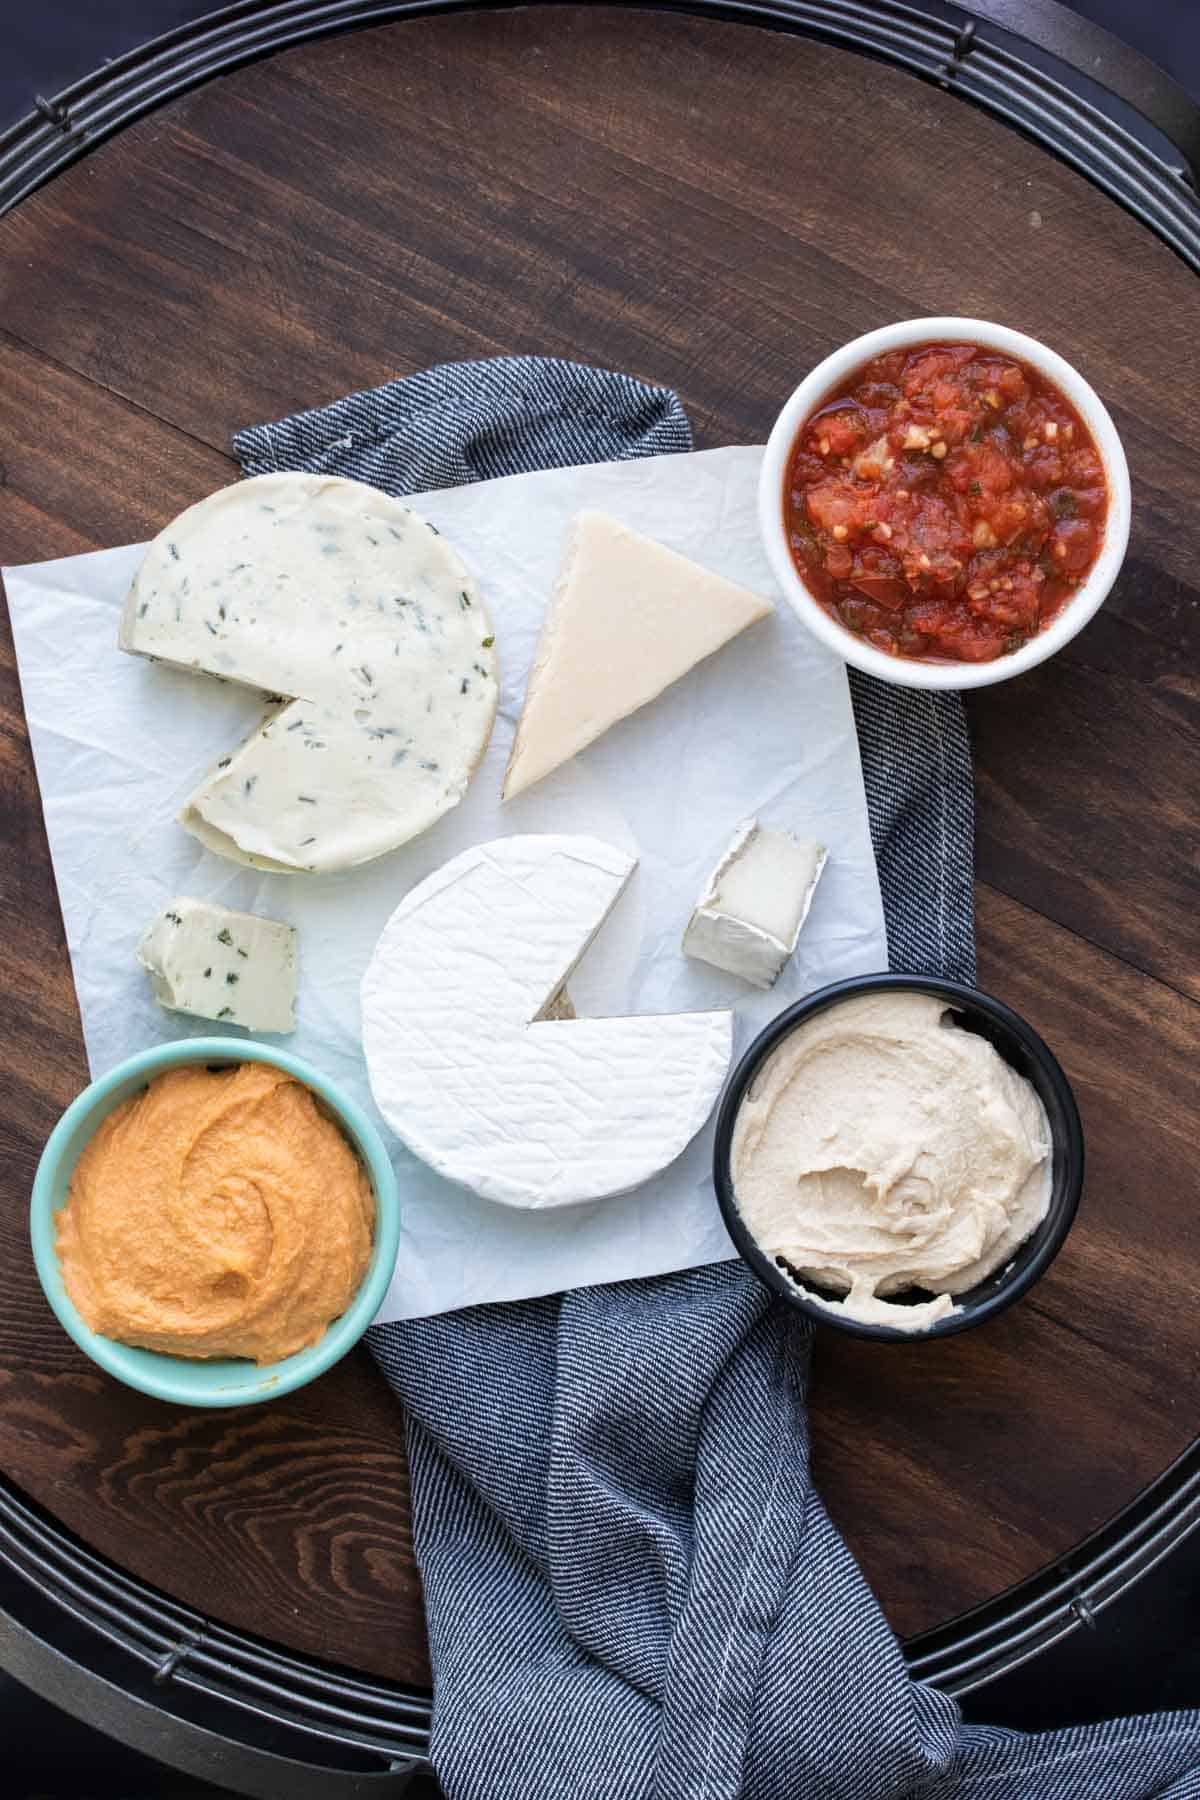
120, 474, 499, 873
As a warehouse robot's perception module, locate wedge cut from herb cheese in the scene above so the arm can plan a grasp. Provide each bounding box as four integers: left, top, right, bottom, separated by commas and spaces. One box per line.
361, 835, 733, 1208
137, 898, 298, 1033
502, 512, 773, 801
683, 819, 827, 988
119, 474, 499, 873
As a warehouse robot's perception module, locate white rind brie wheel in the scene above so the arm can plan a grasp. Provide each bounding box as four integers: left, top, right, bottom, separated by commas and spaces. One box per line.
119, 473, 499, 873
361, 834, 733, 1208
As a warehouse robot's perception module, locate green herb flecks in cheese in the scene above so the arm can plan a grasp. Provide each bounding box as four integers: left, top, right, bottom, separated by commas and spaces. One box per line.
137, 897, 298, 1033
119, 474, 499, 873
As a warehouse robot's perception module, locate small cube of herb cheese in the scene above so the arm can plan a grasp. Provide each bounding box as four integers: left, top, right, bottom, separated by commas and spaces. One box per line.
137, 898, 298, 1033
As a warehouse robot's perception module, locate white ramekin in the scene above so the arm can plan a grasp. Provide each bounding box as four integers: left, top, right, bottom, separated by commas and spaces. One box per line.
757, 317, 1131, 691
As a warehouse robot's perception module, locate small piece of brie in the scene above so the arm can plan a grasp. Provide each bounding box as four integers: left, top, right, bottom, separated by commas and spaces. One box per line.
683, 820, 827, 988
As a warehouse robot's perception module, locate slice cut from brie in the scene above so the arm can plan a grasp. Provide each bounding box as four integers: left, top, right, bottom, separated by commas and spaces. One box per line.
683, 819, 827, 989
361, 835, 732, 1208
137, 897, 298, 1033
502, 511, 773, 800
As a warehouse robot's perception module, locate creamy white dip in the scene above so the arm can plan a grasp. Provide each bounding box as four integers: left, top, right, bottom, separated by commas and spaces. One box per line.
730, 990, 1053, 1331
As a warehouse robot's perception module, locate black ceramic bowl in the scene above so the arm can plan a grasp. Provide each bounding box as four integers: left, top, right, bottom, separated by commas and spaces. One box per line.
713, 973, 1084, 1341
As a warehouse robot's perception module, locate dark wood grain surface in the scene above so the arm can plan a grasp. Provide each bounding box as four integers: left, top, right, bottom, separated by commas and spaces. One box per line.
0, 4, 1197, 1679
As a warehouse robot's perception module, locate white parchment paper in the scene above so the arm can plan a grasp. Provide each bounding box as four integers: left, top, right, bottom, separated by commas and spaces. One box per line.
3, 447, 887, 1320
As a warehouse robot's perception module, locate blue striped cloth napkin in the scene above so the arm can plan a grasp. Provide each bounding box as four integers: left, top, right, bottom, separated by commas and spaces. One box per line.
237, 358, 1200, 1800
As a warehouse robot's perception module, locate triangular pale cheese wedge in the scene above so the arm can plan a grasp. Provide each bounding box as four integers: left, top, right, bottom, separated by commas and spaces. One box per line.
503, 512, 773, 800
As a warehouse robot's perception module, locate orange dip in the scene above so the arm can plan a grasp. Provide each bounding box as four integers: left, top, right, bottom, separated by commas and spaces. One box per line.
56, 1063, 374, 1364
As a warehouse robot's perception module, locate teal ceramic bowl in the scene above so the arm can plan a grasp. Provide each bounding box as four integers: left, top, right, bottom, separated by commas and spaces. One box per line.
31, 1037, 401, 1407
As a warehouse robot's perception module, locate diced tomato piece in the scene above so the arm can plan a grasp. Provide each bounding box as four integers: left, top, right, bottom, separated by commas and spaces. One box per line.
1073, 485, 1107, 519
906, 495, 973, 564
1023, 447, 1064, 491
856, 541, 904, 573
850, 573, 909, 611
902, 345, 976, 394
973, 360, 1027, 406
1051, 518, 1097, 572
804, 477, 862, 533
996, 363, 1028, 402
836, 596, 882, 635
970, 571, 1040, 630
905, 598, 955, 636
855, 381, 901, 409
894, 627, 931, 657
1002, 400, 1034, 441
934, 617, 1010, 661
942, 450, 976, 494
947, 630, 1009, 662
810, 407, 866, 456
936, 407, 974, 446
1067, 447, 1104, 486
789, 454, 826, 488
791, 542, 834, 603
986, 495, 1043, 545
873, 352, 907, 386
965, 444, 1015, 495
1039, 578, 1075, 621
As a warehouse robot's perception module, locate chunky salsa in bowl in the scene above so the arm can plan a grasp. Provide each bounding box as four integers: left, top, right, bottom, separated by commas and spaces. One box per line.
759, 320, 1130, 689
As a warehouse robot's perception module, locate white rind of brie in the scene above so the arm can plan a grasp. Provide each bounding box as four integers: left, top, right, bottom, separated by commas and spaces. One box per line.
683, 819, 827, 989
361, 834, 733, 1209
137, 896, 298, 1033
119, 473, 499, 874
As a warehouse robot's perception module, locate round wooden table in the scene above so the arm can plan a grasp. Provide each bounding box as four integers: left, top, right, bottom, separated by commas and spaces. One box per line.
1, 0, 1198, 1722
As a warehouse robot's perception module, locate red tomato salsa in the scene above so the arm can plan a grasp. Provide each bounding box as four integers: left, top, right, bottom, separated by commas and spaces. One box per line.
784, 341, 1108, 662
